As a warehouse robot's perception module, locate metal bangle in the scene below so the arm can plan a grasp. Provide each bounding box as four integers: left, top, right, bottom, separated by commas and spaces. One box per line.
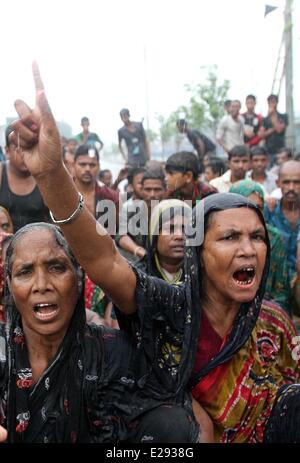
50, 193, 84, 225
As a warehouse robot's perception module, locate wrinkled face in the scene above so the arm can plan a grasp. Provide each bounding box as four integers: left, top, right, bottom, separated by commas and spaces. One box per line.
10, 229, 78, 339
0, 210, 12, 233
142, 179, 165, 204
279, 170, 300, 202
157, 215, 188, 263
74, 154, 99, 185
201, 208, 267, 307
246, 98, 256, 112
229, 156, 250, 180
165, 170, 188, 192
6, 144, 30, 174
251, 154, 268, 175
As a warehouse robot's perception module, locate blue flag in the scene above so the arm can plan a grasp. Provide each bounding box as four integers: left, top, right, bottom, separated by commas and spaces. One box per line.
264, 4, 278, 16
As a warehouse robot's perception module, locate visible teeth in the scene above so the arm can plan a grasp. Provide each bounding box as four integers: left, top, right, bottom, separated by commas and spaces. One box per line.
35, 309, 58, 319
236, 279, 253, 285
35, 303, 54, 308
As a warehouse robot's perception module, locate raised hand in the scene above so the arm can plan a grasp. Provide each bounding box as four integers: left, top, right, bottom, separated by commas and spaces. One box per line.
9, 62, 62, 178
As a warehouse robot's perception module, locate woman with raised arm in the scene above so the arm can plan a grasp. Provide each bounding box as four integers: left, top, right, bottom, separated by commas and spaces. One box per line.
0, 222, 200, 443
9, 64, 300, 443
0, 64, 207, 443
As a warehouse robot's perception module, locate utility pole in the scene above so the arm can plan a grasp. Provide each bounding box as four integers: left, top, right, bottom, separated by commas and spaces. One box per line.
284, 0, 295, 150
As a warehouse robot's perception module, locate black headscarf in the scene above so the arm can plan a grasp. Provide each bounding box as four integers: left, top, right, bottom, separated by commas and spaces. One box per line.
1, 223, 135, 443
185, 193, 271, 387
117, 193, 270, 402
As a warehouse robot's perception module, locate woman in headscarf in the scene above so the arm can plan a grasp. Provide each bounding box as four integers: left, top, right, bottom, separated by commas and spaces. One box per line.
185, 194, 299, 442
229, 179, 290, 314
137, 199, 191, 284
9, 63, 300, 442
0, 223, 198, 443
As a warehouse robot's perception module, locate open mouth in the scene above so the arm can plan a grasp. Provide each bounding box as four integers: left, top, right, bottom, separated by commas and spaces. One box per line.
232, 267, 255, 287
33, 303, 59, 321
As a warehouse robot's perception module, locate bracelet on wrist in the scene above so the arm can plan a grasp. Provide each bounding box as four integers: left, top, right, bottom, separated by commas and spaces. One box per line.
50, 192, 85, 225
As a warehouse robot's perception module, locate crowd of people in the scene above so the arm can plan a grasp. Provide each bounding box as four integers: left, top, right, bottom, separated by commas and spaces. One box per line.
0, 64, 300, 443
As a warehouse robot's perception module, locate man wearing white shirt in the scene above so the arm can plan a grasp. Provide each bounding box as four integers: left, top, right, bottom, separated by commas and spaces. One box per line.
210, 145, 250, 192
246, 146, 277, 196
216, 100, 244, 153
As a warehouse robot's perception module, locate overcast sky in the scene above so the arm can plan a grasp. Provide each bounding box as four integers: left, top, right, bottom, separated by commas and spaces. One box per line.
0, 0, 299, 145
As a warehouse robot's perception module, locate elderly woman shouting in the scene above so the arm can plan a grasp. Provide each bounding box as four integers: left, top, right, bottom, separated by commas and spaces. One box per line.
0, 222, 200, 443
7, 63, 300, 443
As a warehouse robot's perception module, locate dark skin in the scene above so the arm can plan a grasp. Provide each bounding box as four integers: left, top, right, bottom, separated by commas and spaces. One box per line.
258, 98, 286, 141
165, 170, 195, 200
250, 154, 269, 183
10, 63, 215, 441
119, 179, 165, 259
229, 156, 250, 183
119, 113, 151, 163
0, 425, 7, 442
80, 121, 103, 151
11, 64, 138, 314
10, 229, 79, 383
277, 161, 300, 229
4, 143, 37, 195
156, 216, 186, 275
73, 155, 100, 215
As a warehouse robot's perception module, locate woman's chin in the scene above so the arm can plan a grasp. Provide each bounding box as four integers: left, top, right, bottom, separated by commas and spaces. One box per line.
233, 289, 258, 304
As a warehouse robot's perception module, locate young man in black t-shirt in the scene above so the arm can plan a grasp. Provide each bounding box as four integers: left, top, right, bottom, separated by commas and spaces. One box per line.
258, 94, 288, 164
118, 109, 151, 167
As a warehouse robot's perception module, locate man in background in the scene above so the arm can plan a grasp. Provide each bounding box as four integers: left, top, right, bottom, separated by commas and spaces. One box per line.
75, 116, 104, 151
176, 119, 216, 165
118, 108, 151, 167
241, 94, 262, 147
210, 145, 250, 192
258, 94, 288, 165
0, 125, 49, 231
216, 100, 244, 153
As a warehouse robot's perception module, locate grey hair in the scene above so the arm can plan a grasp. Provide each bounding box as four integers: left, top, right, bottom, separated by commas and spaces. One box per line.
5, 222, 83, 293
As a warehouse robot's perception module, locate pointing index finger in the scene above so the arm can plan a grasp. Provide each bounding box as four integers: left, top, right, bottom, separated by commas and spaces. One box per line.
32, 61, 45, 93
